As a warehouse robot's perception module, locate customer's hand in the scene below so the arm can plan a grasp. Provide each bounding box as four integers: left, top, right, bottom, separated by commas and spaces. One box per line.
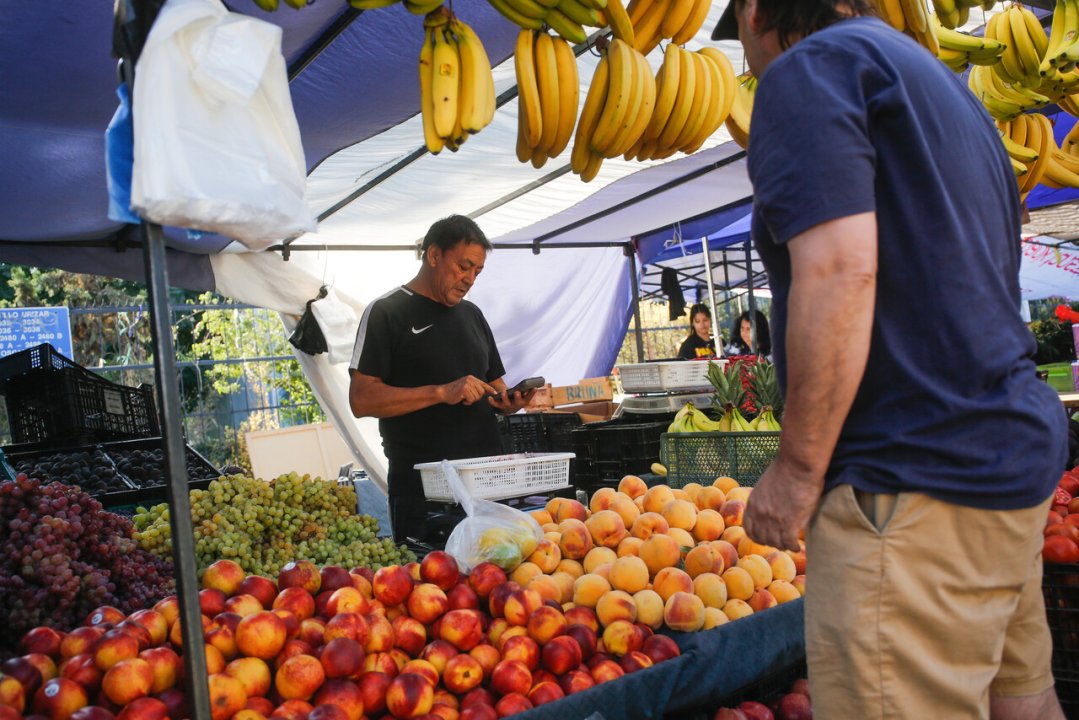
742, 458, 824, 551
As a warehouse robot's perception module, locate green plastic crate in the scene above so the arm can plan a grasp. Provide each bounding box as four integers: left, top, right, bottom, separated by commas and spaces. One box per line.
660, 431, 781, 487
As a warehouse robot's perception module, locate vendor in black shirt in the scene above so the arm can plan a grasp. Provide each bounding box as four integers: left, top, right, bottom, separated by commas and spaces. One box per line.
348, 215, 535, 543
677, 303, 719, 360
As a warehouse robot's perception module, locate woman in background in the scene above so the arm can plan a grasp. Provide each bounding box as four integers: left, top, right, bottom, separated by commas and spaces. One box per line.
678, 303, 718, 359
727, 309, 772, 358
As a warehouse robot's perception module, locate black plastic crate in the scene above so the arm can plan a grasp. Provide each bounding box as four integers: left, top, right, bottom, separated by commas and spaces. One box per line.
570, 421, 666, 487
498, 413, 582, 453
1043, 563, 1079, 714
0, 344, 159, 447
103, 437, 221, 491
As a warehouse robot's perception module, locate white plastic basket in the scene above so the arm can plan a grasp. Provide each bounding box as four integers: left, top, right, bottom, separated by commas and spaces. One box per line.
415, 452, 574, 502
616, 359, 727, 394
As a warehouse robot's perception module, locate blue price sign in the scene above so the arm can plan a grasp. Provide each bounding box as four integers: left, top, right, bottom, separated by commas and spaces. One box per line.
0, 307, 73, 359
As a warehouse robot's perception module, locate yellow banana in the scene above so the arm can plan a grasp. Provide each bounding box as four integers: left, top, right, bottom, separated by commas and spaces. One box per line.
418, 27, 444, 154
644, 43, 680, 142
605, 0, 636, 47
632, 0, 666, 55
602, 43, 645, 157
931, 0, 959, 29
879, 0, 906, 32
546, 7, 588, 44
684, 50, 725, 154
657, 47, 696, 152
504, 0, 552, 20
253, 0, 279, 10
557, 0, 602, 27
1050, 0, 1079, 72
611, 47, 655, 157
661, 0, 695, 39
674, 51, 712, 150
626, 0, 654, 25
724, 72, 754, 150
1021, 4, 1050, 61
591, 38, 635, 155
515, 30, 543, 149
431, 26, 460, 139
700, 47, 736, 129
991, 12, 1026, 86
452, 20, 492, 134
581, 149, 604, 182
548, 35, 580, 157
897, 0, 927, 34
348, 0, 399, 9
1046, 148, 1079, 187
517, 102, 535, 163
1001, 130, 1039, 163
404, 0, 443, 14
489, 0, 545, 30
671, 0, 711, 45
1008, 5, 1045, 85
571, 54, 610, 175
531, 146, 549, 169
534, 32, 560, 152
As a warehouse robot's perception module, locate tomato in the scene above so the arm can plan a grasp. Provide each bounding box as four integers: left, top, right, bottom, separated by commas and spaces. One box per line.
1049, 511, 1065, 527
1065, 514, 1079, 529
1043, 534, 1079, 564
1054, 504, 1071, 517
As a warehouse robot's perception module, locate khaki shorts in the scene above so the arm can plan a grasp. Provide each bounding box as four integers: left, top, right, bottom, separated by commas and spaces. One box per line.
804, 484, 1054, 720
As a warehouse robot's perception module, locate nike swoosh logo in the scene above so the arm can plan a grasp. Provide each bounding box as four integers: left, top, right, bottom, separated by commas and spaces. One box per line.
411, 324, 433, 334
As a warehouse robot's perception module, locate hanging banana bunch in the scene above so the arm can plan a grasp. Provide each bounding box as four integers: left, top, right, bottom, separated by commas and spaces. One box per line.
625, 0, 711, 56
1042, 0, 1079, 71
724, 72, 755, 151
996, 113, 1078, 199
569, 38, 654, 182
252, 0, 308, 9
418, 10, 497, 154
987, 4, 1047, 89
872, 0, 939, 54
514, 30, 581, 168
968, 63, 1049, 121
933, 14, 1006, 73
486, 0, 605, 44
625, 45, 736, 161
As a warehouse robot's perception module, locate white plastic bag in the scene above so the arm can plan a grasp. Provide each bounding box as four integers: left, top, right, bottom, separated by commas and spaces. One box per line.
131, 0, 316, 249
441, 460, 544, 573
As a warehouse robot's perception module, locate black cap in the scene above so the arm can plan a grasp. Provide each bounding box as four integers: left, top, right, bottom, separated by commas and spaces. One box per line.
712, 3, 738, 41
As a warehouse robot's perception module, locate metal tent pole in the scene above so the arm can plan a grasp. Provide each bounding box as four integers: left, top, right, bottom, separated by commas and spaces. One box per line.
626, 247, 645, 362
140, 223, 211, 717
701, 236, 720, 355
744, 239, 758, 354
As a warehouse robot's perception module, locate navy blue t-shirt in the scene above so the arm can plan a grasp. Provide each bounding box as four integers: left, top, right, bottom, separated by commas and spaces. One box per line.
748, 16, 1066, 510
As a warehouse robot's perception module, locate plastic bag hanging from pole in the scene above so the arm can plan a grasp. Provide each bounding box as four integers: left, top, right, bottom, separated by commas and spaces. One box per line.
441, 460, 543, 573
289, 286, 329, 356
130, 0, 316, 249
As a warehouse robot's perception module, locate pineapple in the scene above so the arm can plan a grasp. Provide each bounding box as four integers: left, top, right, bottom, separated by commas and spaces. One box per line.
707, 360, 752, 431
748, 361, 782, 431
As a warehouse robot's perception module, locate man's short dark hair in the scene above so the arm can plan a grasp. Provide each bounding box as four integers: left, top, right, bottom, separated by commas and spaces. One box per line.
420, 215, 492, 259
722, 0, 878, 49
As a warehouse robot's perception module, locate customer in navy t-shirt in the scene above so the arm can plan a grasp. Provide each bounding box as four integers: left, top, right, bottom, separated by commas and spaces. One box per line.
714, 1, 1067, 718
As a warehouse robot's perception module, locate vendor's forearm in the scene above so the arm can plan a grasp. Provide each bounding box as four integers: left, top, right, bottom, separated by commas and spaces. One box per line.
350, 381, 445, 419
777, 214, 877, 480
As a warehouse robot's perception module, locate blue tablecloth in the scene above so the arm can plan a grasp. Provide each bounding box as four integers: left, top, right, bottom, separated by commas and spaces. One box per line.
515, 598, 806, 720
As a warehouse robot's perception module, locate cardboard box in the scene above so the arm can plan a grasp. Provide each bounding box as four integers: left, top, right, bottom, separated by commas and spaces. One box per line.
550, 400, 619, 424
550, 377, 614, 407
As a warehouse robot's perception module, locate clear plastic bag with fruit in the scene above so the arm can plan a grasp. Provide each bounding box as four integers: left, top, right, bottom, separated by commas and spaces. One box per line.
441, 460, 543, 573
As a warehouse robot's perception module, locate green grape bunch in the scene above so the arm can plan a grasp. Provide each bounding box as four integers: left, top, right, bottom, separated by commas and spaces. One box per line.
133, 472, 415, 576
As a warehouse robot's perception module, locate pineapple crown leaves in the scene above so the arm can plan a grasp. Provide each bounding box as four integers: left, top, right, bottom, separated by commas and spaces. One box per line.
749, 360, 783, 416
708, 359, 745, 410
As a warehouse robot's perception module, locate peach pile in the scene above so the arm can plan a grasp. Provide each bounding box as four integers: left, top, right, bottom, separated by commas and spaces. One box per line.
0, 550, 684, 719
521, 476, 805, 636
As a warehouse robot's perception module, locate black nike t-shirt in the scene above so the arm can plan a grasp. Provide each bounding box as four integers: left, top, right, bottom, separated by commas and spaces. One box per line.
350, 286, 506, 464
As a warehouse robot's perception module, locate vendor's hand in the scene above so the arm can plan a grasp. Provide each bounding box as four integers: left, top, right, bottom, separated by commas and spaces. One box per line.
439, 376, 497, 406
742, 458, 824, 552
488, 387, 538, 413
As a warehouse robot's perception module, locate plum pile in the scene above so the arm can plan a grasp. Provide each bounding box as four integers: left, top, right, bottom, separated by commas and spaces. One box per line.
110, 447, 220, 488
0, 474, 174, 638
12, 449, 129, 495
